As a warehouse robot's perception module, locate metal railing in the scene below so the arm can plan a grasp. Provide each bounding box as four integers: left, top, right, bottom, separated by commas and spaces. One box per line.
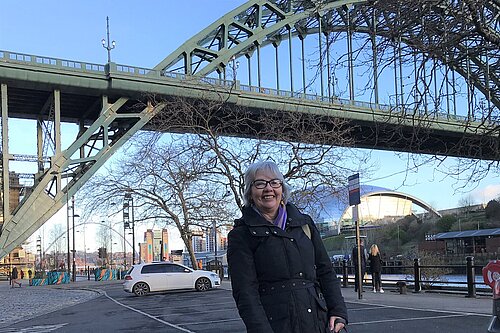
0, 50, 105, 73
337, 256, 487, 297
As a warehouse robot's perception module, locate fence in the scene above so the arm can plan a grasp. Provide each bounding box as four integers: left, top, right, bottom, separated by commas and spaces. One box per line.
30, 271, 70, 286
336, 256, 488, 297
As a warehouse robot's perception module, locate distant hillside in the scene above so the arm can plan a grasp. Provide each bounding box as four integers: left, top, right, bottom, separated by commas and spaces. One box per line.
323, 201, 500, 259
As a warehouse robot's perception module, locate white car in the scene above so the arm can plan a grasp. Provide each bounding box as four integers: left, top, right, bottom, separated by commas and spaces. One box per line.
123, 262, 221, 296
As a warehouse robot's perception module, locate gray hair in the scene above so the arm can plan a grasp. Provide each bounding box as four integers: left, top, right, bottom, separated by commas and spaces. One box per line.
243, 161, 290, 206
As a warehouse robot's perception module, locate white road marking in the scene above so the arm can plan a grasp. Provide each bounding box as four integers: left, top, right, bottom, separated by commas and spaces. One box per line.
103, 291, 195, 333
176, 318, 243, 326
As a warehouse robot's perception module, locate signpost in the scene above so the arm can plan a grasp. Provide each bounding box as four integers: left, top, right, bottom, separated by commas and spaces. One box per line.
348, 173, 362, 299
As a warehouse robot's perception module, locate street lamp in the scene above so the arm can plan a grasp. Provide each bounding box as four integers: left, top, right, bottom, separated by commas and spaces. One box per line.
76, 226, 87, 278
71, 196, 80, 282
110, 223, 113, 269
231, 56, 240, 84
101, 16, 116, 63
213, 220, 218, 262
101, 220, 113, 268
66, 192, 71, 276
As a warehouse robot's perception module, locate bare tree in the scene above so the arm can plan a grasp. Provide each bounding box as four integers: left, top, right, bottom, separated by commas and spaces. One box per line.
146, 92, 374, 215
316, 0, 500, 189
79, 74, 374, 266
81, 134, 237, 268
48, 223, 65, 270
458, 194, 476, 217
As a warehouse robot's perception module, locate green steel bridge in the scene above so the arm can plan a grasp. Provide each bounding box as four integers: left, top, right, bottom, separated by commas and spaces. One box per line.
0, 0, 499, 258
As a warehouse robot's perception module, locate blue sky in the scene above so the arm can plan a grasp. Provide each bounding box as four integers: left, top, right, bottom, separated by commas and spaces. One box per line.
2, 1, 499, 250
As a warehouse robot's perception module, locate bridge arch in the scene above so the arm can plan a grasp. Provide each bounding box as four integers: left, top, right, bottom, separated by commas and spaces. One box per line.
156, 0, 500, 110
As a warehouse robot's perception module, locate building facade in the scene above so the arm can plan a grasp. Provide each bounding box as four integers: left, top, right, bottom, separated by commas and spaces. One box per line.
139, 229, 169, 263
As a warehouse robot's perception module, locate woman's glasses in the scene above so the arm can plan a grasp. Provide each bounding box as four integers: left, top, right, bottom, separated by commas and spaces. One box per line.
252, 179, 283, 189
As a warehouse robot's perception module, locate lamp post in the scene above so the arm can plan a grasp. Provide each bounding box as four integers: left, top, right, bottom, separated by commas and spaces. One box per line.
131, 195, 135, 265
101, 220, 113, 268
123, 219, 127, 270
83, 225, 87, 276
101, 16, 116, 63
71, 196, 80, 282
213, 220, 218, 262
231, 56, 239, 84
76, 226, 87, 277
66, 192, 71, 275
110, 221, 113, 269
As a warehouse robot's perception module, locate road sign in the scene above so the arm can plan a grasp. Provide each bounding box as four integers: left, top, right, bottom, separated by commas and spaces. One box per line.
482, 260, 500, 288
348, 173, 360, 206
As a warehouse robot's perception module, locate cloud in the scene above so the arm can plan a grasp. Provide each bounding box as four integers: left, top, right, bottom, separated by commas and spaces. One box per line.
471, 184, 500, 204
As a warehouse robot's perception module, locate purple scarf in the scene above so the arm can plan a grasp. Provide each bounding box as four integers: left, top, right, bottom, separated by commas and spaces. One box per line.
273, 203, 287, 230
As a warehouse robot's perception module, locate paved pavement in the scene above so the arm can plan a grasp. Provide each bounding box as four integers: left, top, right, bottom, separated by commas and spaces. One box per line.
0, 277, 113, 328
0, 277, 494, 329
341, 287, 492, 316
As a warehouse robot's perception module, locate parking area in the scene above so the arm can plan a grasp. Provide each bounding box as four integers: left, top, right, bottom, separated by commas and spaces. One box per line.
116, 287, 245, 332
113, 282, 492, 332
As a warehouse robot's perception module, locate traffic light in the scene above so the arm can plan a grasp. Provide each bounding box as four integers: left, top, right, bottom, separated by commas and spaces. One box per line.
36, 237, 41, 252
98, 247, 107, 259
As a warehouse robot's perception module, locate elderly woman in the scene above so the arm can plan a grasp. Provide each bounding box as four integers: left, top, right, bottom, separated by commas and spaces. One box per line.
227, 161, 348, 333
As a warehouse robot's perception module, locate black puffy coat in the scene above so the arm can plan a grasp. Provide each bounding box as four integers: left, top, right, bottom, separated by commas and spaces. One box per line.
368, 253, 382, 274
227, 204, 348, 333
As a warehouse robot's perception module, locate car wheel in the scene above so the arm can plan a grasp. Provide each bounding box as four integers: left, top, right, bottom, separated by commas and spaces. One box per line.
133, 282, 150, 296
195, 277, 211, 291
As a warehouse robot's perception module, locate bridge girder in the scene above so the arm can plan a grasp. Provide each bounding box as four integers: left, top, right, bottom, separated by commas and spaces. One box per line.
157, 0, 500, 112
0, 97, 164, 259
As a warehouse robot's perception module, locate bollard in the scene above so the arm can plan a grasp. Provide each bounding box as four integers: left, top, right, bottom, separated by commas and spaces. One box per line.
342, 259, 348, 288
396, 281, 407, 294
466, 256, 476, 298
413, 258, 421, 293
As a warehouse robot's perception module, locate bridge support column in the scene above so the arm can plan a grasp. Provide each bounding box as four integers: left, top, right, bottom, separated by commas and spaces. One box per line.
1, 83, 10, 222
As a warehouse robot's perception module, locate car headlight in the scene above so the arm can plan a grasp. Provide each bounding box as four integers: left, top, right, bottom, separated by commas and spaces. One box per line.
210, 273, 218, 279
